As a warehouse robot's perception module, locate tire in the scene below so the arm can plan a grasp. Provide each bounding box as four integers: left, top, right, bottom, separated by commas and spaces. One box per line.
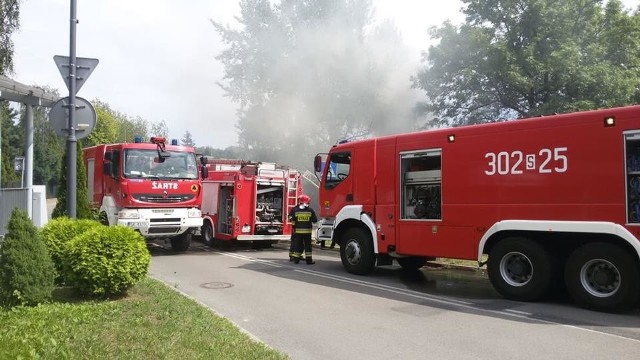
397, 257, 427, 271
487, 237, 553, 302
564, 242, 640, 313
202, 222, 214, 247
171, 231, 192, 252
340, 228, 376, 275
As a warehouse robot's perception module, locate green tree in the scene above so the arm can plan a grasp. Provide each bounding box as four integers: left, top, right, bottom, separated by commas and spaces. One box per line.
52, 141, 92, 219
116, 115, 149, 143
0, 208, 55, 308
0, 0, 20, 75
212, 0, 416, 169
181, 130, 195, 147
150, 119, 169, 138
85, 99, 119, 147
1, 102, 21, 187
413, 0, 640, 127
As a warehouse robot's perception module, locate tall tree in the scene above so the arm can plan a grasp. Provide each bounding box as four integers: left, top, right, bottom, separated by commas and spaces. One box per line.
51, 141, 92, 219
180, 130, 195, 147
212, 0, 416, 169
1, 102, 20, 187
413, 0, 640, 127
0, 0, 20, 75
85, 100, 119, 147
150, 119, 169, 138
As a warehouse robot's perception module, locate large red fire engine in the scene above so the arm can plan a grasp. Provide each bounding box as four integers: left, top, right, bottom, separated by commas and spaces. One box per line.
315, 105, 640, 312
83, 137, 208, 252
199, 159, 303, 246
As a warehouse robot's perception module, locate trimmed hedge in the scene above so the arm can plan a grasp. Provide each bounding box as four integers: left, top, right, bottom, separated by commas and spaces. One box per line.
63, 226, 151, 297
40, 217, 103, 284
0, 209, 55, 308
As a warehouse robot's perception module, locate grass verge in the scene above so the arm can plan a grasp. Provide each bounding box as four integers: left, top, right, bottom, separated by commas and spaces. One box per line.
0, 277, 287, 359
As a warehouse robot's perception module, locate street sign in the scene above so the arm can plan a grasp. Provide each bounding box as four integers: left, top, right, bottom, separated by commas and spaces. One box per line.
49, 96, 97, 139
53, 55, 99, 94
14, 157, 24, 172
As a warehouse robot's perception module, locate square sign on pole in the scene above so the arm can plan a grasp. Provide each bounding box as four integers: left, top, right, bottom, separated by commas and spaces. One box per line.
53, 55, 99, 95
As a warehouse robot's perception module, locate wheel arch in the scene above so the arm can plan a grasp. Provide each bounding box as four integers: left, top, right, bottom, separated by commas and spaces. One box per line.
333, 205, 377, 253
202, 215, 216, 236
99, 195, 118, 226
478, 221, 640, 265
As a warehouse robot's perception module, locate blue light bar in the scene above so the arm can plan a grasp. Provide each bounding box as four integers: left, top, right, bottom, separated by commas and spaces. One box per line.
171, 139, 178, 145
134, 135, 142, 143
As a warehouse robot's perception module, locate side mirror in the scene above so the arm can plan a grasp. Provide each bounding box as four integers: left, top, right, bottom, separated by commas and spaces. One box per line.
200, 165, 209, 179
200, 156, 208, 165
314, 155, 322, 172
103, 162, 113, 178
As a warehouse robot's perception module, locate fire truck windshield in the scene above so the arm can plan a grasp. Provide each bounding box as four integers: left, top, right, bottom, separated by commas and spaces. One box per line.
124, 149, 198, 180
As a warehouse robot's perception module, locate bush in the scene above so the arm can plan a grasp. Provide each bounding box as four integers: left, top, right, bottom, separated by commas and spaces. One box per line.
63, 226, 150, 297
0, 208, 55, 308
40, 217, 103, 284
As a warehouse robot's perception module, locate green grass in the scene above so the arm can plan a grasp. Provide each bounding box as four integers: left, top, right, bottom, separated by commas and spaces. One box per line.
0, 278, 287, 359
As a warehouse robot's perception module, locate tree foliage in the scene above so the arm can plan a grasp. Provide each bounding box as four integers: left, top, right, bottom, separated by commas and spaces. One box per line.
52, 141, 93, 219
85, 100, 119, 147
212, 0, 417, 169
0, 0, 20, 75
0, 208, 55, 308
1, 102, 20, 187
150, 119, 169, 138
181, 130, 195, 147
413, 0, 640, 127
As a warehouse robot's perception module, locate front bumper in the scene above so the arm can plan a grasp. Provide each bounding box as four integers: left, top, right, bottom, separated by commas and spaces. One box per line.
117, 207, 203, 238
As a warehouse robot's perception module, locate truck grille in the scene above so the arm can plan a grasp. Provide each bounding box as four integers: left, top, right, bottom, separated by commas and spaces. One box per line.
148, 227, 181, 234
150, 218, 181, 223
133, 193, 195, 203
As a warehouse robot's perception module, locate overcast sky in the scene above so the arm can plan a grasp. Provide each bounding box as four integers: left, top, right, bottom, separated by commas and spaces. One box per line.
10, 0, 638, 148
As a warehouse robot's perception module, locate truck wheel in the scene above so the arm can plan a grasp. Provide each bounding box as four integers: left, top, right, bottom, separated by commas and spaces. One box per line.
397, 257, 427, 271
202, 222, 214, 247
564, 242, 640, 312
340, 228, 376, 275
487, 237, 553, 302
170, 232, 192, 252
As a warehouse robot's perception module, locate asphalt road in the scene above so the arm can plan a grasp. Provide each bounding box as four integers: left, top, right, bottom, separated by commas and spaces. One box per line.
148, 241, 640, 360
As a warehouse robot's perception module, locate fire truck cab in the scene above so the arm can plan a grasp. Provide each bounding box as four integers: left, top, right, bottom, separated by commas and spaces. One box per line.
200, 160, 303, 246
83, 137, 208, 252
315, 105, 640, 312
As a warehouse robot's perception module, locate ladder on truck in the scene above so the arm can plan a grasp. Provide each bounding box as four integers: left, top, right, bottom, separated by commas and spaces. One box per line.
286, 170, 300, 219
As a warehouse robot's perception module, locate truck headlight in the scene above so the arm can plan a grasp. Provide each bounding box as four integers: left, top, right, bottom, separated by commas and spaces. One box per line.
188, 208, 202, 218
118, 210, 140, 219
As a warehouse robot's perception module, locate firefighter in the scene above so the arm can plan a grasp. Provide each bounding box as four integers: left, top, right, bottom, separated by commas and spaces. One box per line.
289, 194, 318, 264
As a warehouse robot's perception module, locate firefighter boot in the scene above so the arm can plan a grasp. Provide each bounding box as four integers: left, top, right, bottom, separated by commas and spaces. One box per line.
306, 257, 315, 265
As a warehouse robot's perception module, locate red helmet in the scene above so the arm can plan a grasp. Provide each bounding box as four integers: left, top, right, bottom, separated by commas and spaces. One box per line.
299, 194, 311, 203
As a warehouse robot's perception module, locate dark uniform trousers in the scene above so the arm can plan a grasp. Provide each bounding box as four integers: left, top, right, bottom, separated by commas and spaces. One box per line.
289, 206, 317, 264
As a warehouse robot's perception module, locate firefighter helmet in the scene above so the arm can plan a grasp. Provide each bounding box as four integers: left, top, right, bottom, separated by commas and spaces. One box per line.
299, 194, 311, 204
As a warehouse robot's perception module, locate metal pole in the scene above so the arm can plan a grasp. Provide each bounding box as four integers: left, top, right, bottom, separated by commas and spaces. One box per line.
66, 0, 78, 218
25, 104, 33, 219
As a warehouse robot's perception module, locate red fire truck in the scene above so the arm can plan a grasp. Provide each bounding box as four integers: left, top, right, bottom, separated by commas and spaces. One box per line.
199, 159, 303, 246
314, 105, 640, 312
83, 137, 208, 252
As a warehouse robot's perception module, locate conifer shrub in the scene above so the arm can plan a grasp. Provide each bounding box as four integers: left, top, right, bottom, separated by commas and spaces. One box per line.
0, 208, 55, 308
63, 225, 150, 297
40, 217, 104, 284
